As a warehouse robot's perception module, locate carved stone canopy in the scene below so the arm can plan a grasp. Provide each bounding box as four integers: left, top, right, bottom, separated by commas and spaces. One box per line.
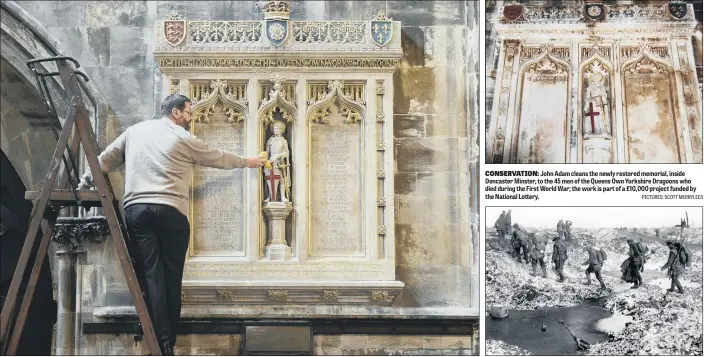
192, 79, 248, 123
259, 75, 296, 125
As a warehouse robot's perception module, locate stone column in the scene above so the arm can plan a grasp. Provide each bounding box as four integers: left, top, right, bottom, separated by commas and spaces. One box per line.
262, 202, 293, 261
51, 216, 109, 355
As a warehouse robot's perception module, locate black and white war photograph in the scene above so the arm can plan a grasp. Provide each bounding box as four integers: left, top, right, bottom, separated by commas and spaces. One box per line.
485, 206, 703, 356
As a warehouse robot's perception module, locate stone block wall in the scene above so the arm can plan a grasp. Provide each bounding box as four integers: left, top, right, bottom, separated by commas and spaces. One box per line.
12, 0, 479, 311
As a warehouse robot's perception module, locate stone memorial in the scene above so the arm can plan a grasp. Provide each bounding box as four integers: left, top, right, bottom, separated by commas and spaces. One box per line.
153, 0, 403, 305
486, 2, 702, 164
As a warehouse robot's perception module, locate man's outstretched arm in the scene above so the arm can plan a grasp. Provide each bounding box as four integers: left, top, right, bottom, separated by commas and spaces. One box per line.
78, 130, 128, 189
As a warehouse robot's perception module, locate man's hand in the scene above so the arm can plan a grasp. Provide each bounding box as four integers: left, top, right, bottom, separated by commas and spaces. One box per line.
246, 154, 267, 168
78, 171, 95, 190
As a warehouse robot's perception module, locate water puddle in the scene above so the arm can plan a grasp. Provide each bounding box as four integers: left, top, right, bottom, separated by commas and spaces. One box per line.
595, 313, 633, 335
486, 302, 612, 355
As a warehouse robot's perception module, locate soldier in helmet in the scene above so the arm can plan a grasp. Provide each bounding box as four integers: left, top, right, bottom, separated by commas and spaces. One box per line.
582, 247, 607, 289
505, 209, 513, 235
626, 238, 645, 288
511, 224, 531, 263
557, 219, 565, 240
529, 233, 548, 278
552, 235, 568, 282
495, 211, 507, 241
660, 240, 685, 294
565, 220, 573, 241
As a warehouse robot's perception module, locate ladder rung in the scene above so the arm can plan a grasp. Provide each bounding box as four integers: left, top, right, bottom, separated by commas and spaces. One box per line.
25, 190, 107, 207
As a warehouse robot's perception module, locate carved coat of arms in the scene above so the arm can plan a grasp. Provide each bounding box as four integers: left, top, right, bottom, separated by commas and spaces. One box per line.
266, 19, 289, 47
669, 2, 688, 20
502, 4, 524, 22
164, 14, 186, 47
371, 11, 393, 47
584, 4, 605, 21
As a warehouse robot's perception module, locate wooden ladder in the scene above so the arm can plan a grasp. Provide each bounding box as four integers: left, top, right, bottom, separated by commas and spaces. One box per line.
0, 56, 161, 355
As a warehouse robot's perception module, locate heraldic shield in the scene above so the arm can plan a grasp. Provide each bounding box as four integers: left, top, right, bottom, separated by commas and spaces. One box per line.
266, 19, 289, 47
371, 20, 393, 47
164, 16, 186, 47
669, 2, 688, 20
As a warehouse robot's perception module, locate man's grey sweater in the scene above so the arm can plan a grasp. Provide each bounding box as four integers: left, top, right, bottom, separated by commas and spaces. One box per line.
90, 118, 247, 218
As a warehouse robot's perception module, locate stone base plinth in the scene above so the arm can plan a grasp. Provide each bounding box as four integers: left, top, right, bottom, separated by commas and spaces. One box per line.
583, 137, 612, 163
262, 202, 293, 261
264, 243, 292, 261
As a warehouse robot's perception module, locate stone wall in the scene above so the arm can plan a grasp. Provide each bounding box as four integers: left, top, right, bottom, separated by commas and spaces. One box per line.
78, 333, 475, 355
11, 0, 479, 310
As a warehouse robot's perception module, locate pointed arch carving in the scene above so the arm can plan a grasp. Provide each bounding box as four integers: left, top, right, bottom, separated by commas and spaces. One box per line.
622, 50, 673, 75
306, 80, 365, 124
259, 75, 298, 125
192, 79, 249, 123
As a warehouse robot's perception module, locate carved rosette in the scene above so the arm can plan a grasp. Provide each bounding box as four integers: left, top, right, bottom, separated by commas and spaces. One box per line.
375, 81, 385, 95
307, 80, 365, 124
192, 79, 248, 123
377, 225, 387, 235
259, 75, 297, 126
322, 290, 340, 302
267, 290, 289, 302
370, 290, 394, 303
377, 197, 386, 207
376, 169, 386, 179
217, 290, 236, 302
170, 79, 180, 95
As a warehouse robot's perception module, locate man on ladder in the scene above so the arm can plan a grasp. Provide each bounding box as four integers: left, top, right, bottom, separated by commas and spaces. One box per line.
79, 94, 266, 354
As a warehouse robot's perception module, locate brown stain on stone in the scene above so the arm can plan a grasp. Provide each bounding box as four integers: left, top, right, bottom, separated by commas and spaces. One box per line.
688, 112, 703, 163
624, 74, 679, 162
395, 223, 433, 266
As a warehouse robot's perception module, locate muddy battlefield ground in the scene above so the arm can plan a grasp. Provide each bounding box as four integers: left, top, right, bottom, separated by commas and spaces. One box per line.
485, 226, 703, 356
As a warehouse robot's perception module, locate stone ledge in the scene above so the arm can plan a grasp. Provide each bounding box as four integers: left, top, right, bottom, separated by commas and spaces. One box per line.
93, 305, 479, 320
181, 280, 405, 306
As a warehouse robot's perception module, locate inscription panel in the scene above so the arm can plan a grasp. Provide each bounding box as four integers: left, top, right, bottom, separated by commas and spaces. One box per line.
515, 60, 569, 163
310, 104, 364, 256
624, 73, 680, 163
192, 106, 246, 255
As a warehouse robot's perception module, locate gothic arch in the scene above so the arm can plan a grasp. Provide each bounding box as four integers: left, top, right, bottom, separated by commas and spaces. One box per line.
305, 80, 366, 124
258, 79, 298, 125
191, 79, 249, 123
513, 51, 571, 163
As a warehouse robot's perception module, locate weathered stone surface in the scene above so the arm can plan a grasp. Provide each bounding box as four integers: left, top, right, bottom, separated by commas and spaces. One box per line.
396, 265, 471, 307
388, 1, 467, 27
14, 1, 86, 27
47, 27, 110, 68
395, 222, 464, 266
324, 0, 383, 21
156, 0, 264, 20
82, 66, 154, 117
425, 113, 467, 138
395, 137, 459, 173
109, 26, 151, 68
394, 114, 426, 138
85, 1, 148, 27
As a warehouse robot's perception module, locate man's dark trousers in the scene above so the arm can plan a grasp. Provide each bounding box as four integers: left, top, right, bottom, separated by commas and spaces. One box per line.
125, 203, 190, 351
